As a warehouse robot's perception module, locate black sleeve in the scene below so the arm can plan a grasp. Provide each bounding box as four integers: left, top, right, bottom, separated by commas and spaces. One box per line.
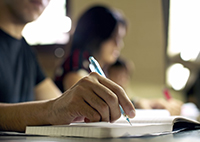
30, 47, 46, 85
35, 57, 46, 85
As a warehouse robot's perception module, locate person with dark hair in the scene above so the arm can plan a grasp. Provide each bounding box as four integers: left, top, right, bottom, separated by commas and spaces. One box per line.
54, 5, 127, 91
54, 5, 183, 116
0, 1, 135, 132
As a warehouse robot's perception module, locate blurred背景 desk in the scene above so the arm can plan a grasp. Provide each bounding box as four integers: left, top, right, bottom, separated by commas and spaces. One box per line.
0, 129, 200, 142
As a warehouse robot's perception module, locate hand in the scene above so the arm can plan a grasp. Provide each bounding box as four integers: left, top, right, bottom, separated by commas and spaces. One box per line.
48, 72, 135, 125
151, 98, 183, 115
134, 98, 183, 115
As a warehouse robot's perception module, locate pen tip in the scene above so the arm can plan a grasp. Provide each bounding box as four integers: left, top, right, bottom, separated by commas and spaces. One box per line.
126, 118, 132, 126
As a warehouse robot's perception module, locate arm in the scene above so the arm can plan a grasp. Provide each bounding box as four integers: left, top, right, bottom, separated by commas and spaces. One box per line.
0, 72, 135, 132
0, 100, 52, 132
34, 78, 62, 100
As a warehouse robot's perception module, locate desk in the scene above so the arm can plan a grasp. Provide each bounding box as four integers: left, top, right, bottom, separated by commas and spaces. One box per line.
0, 129, 200, 142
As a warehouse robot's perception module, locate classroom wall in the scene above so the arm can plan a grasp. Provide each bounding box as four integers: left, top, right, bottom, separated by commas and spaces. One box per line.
69, 0, 183, 100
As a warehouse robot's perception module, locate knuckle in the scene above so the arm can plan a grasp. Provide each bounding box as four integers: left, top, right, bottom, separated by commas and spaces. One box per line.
89, 112, 101, 122
101, 116, 109, 122
89, 72, 99, 77
73, 83, 88, 93
113, 85, 126, 97
70, 96, 79, 104
114, 84, 124, 92
79, 76, 91, 84
107, 93, 118, 105
100, 103, 109, 112
79, 75, 97, 86
115, 111, 122, 119
111, 111, 121, 122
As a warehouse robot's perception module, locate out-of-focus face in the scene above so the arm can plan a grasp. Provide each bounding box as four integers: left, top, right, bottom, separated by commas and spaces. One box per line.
99, 24, 126, 66
4, 0, 50, 23
108, 67, 130, 89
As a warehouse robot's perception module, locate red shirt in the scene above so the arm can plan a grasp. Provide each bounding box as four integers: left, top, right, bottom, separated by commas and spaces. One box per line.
54, 49, 90, 92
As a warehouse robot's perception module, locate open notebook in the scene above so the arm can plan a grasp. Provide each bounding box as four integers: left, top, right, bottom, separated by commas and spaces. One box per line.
25, 110, 200, 138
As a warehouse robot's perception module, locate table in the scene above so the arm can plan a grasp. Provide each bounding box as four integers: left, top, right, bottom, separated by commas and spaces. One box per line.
0, 129, 200, 142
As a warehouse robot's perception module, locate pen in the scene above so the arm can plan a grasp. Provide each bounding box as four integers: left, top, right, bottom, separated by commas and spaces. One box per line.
89, 56, 132, 126
163, 88, 172, 101
89, 56, 106, 77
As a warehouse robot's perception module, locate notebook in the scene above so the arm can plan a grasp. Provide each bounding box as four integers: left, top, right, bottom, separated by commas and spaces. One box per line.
25, 110, 200, 138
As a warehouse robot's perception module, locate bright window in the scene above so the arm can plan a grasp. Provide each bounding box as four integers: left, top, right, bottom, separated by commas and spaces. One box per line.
22, 0, 71, 45
168, 0, 200, 61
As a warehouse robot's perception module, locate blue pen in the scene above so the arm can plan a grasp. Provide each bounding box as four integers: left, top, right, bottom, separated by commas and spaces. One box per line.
89, 56, 132, 126
89, 56, 106, 77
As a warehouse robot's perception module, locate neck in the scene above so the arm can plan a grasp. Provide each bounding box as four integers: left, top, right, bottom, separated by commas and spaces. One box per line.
0, 22, 25, 39
0, 3, 25, 39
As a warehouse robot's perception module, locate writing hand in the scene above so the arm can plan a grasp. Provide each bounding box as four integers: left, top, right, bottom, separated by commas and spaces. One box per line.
49, 72, 135, 125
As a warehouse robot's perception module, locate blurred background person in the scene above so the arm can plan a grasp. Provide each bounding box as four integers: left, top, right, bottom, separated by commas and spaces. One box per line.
0, 1, 135, 132
54, 5, 127, 91
54, 5, 183, 116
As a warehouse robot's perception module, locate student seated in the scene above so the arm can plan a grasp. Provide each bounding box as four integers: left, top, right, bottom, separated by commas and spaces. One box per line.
0, 1, 135, 132
54, 5, 127, 91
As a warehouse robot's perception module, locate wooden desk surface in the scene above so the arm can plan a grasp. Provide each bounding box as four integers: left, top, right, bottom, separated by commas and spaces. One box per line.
0, 129, 200, 142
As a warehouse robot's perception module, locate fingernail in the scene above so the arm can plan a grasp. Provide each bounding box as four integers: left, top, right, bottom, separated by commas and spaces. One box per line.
128, 110, 136, 118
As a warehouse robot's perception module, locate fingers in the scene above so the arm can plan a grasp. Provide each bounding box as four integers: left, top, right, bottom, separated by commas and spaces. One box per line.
82, 88, 110, 122
87, 72, 135, 120
76, 74, 121, 122
51, 72, 136, 125
50, 89, 102, 124
74, 100, 102, 122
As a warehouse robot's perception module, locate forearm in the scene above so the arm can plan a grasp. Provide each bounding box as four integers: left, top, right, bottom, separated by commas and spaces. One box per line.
0, 100, 53, 132
35, 78, 62, 100
0, 73, 136, 132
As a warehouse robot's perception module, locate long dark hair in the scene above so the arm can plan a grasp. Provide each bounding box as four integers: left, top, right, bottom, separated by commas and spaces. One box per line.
70, 5, 127, 55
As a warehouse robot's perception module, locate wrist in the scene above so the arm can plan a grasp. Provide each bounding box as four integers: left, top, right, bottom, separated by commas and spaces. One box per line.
44, 99, 56, 125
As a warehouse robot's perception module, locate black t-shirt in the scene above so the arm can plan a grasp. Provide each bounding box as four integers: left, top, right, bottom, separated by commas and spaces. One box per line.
0, 29, 45, 103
